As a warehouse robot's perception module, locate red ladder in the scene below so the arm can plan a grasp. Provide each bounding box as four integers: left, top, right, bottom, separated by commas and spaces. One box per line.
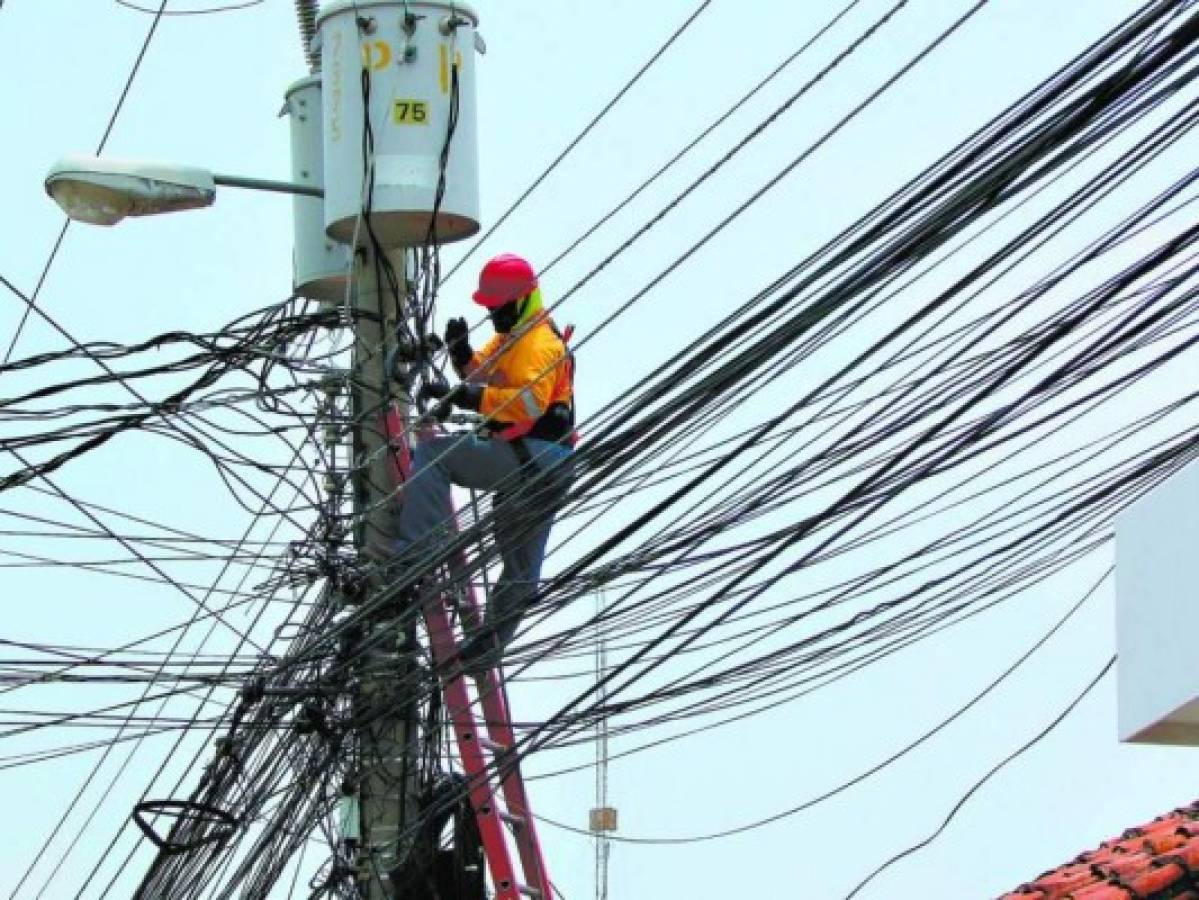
386, 410, 554, 900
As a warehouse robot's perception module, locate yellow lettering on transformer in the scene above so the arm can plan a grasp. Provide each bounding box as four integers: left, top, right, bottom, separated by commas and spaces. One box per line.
361, 40, 391, 71
330, 30, 343, 142
439, 44, 463, 94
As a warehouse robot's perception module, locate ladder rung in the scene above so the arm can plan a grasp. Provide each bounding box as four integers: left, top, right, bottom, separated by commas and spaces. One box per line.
517, 885, 542, 899
499, 809, 526, 830
479, 736, 510, 754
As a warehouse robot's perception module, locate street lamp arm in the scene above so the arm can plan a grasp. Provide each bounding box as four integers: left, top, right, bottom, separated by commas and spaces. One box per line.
213, 173, 323, 198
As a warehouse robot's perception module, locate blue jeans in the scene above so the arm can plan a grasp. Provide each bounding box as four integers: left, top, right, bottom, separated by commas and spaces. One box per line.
394, 435, 574, 650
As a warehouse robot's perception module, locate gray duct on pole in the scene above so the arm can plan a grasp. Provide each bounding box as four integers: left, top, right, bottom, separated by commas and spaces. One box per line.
295, 0, 321, 72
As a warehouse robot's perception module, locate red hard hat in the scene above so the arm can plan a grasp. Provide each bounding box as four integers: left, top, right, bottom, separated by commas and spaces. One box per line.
472, 253, 539, 308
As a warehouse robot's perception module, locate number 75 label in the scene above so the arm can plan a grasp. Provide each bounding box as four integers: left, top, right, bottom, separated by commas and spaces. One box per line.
393, 100, 429, 125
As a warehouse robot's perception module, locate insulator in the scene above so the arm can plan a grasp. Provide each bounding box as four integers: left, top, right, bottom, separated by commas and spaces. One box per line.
294, 0, 320, 73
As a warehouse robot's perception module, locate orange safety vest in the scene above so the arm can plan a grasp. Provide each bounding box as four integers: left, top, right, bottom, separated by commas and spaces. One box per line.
459, 313, 576, 444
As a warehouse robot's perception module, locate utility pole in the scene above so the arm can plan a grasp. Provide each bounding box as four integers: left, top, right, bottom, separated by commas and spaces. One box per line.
281, 52, 414, 895
348, 245, 416, 897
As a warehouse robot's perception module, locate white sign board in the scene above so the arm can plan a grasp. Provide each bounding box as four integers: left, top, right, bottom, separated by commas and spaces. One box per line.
1116, 457, 1199, 745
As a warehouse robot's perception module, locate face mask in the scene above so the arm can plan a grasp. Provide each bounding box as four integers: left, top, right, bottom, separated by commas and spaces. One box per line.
489, 298, 523, 334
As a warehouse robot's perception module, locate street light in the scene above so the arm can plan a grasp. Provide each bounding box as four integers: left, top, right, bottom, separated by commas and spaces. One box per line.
45, 155, 323, 226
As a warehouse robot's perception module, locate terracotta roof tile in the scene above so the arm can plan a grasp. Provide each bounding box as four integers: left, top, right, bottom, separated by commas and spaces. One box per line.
998, 802, 1199, 899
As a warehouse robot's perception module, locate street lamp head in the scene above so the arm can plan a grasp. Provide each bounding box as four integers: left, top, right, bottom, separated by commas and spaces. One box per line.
45, 156, 217, 226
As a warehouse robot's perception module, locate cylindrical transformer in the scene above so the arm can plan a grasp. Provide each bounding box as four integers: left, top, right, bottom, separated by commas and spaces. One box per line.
316, 0, 481, 247
285, 75, 353, 304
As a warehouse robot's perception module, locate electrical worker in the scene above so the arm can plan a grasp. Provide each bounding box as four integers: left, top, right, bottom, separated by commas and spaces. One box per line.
381, 253, 576, 668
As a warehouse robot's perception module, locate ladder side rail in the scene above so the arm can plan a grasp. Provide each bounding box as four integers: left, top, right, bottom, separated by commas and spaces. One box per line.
443, 492, 553, 898
443, 482, 554, 898
473, 665, 553, 899
423, 593, 525, 900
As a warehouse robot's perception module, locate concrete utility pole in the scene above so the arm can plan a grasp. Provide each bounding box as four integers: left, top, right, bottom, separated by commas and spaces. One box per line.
282, 58, 417, 895
284, 45, 421, 894
348, 246, 418, 897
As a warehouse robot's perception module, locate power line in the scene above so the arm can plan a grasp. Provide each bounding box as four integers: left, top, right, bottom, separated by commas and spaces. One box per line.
536, 568, 1109, 844
440, 0, 715, 286
842, 655, 1116, 900
113, 0, 262, 13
